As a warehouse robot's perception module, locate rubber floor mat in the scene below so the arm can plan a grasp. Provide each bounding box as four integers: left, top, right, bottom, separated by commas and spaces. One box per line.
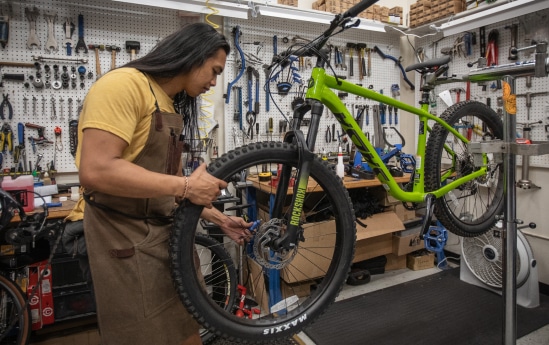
208, 334, 303, 345
304, 267, 549, 345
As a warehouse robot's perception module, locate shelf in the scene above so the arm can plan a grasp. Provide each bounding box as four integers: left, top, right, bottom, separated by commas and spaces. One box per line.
438, 0, 549, 37
112, 0, 388, 32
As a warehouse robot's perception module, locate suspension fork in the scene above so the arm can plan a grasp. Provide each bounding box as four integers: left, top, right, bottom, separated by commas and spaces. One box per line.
271, 101, 321, 250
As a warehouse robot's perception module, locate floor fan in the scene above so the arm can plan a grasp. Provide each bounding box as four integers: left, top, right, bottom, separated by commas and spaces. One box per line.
460, 223, 540, 308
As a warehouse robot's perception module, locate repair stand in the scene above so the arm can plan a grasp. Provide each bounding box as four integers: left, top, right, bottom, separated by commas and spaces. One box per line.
467, 42, 549, 344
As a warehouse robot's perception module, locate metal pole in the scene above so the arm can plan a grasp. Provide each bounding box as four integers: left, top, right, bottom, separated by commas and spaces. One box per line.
502, 75, 517, 345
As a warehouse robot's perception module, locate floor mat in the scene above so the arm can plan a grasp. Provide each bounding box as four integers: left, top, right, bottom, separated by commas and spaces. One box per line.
304, 268, 549, 345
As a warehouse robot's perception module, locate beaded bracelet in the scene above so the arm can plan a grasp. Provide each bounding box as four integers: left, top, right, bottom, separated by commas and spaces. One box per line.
182, 176, 189, 200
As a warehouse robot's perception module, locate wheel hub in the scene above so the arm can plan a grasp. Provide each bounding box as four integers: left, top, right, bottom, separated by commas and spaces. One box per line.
251, 218, 297, 269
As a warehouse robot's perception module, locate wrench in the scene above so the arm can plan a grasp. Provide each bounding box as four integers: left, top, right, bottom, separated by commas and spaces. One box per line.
75, 14, 88, 54
44, 11, 58, 53
25, 6, 40, 49
62, 17, 75, 56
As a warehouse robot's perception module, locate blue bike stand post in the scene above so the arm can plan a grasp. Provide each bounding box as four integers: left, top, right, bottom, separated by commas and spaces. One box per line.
423, 221, 449, 269
268, 194, 283, 311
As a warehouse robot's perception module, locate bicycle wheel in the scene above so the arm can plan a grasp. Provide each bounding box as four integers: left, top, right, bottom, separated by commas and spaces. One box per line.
425, 100, 504, 237
0, 274, 31, 345
195, 233, 238, 344
171, 141, 356, 343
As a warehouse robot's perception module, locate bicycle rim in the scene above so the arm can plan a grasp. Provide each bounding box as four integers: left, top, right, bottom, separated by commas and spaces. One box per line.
0, 274, 31, 345
195, 233, 238, 344
171, 141, 356, 343
425, 100, 504, 237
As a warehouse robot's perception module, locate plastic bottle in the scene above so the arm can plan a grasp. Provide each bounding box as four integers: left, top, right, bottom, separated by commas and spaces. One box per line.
336, 146, 345, 179
321, 148, 328, 161
1, 175, 35, 212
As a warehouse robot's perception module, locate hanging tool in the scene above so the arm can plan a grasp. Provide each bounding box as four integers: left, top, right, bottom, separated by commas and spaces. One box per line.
125, 40, 140, 61
1, 93, 13, 119
89, 44, 104, 79
346, 43, 356, 77
506, 24, 518, 61
357, 43, 366, 79
62, 17, 75, 55
25, 6, 40, 50
44, 11, 58, 53
15, 123, 27, 172
75, 14, 88, 54
25, 122, 53, 148
225, 26, 246, 104
485, 29, 498, 66
245, 67, 256, 141
106, 45, 120, 70
0, 2, 12, 48
373, 46, 415, 90
1, 123, 13, 155
69, 118, 78, 157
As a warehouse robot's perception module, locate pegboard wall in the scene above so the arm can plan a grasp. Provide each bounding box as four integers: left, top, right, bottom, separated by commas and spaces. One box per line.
222, 14, 403, 155
0, 0, 191, 175
415, 7, 549, 168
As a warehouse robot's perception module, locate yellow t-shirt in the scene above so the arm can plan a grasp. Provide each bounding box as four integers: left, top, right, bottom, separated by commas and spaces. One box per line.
66, 68, 176, 221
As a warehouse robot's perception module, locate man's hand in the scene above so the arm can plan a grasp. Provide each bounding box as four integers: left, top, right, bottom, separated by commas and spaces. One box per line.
218, 215, 253, 245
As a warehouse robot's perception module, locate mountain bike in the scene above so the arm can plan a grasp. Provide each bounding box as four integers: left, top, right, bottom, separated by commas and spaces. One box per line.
170, 0, 508, 342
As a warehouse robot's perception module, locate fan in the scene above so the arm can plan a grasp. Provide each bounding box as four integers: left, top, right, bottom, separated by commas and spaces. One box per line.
460, 223, 539, 308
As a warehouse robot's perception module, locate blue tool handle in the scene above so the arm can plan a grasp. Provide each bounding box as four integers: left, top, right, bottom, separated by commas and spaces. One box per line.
225, 26, 246, 104
18, 123, 24, 145
46, 202, 62, 207
78, 14, 84, 38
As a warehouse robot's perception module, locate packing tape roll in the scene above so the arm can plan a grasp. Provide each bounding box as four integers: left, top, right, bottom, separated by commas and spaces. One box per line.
258, 172, 272, 182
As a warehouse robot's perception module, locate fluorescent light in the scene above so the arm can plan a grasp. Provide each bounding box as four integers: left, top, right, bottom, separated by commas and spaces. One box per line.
440, 0, 549, 37
256, 5, 386, 32
111, 0, 250, 19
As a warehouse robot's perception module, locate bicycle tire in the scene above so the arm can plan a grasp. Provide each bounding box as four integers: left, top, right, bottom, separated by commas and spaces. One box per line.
425, 100, 504, 237
171, 141, 356, 343
0, 274, 31, 345
195, 233, 238, 344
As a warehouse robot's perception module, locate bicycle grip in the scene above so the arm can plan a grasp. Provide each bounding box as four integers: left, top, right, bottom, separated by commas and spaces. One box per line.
342, 0, 379, 19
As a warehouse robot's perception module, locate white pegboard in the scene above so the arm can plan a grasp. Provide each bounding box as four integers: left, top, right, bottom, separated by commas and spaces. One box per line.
222, 14, 403, 155
415, 8, 549, 168
0, 0, 188, 174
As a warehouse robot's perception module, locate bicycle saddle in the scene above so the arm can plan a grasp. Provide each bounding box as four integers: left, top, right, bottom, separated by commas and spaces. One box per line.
405, 56, 451, 73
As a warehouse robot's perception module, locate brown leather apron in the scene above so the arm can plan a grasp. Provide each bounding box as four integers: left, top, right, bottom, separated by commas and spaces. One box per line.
83, 90, 200, 345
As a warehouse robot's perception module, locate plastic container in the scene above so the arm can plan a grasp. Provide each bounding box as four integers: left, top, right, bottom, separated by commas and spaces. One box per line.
1, 175, 35, 212
336, 147, 345, 179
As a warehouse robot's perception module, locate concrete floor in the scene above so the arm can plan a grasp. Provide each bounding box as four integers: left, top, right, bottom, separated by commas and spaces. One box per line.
297, 266, 549, 345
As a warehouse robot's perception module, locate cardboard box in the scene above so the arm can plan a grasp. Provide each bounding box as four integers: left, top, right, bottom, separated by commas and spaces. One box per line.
356, 211, 405, 241
406, 250, 435, 270
353, 233, 393, 263
393, 232, 424, 256
281, 220, 336, 283
385, 253, 407, 271
394, 203, 420, 222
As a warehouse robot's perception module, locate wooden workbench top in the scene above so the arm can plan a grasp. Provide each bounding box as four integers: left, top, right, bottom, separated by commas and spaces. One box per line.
248, 174, 410, 194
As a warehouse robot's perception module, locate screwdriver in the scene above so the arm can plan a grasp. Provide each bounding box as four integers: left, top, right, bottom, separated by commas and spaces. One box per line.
268, 117, 273, 141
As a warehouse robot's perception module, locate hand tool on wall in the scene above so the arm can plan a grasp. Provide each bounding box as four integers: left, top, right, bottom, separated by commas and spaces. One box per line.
1, 123, 13, 155
15, 123, 27, 172
106, 45, 120, 70
125, 40, 140, 61
89, 44, 104, 79
75, 14, 88, 54
0, 2, 12, 48
373, 46, 415, 90
357, 43, 366, 79
346, 43, 356, 77
1, 93, 13, 120
44, 11, 58, 53
225, 26, 245, 104
69, 118, 78, 157
25, 123, 53, 151
485, 29, 498, 66
506, 24, 518, 61
25, 6, 40, 50
62, 17, 75, 55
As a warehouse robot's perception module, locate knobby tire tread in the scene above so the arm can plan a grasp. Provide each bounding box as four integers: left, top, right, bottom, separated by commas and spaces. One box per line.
170, 141, 356, 343
425, 100, 504, 237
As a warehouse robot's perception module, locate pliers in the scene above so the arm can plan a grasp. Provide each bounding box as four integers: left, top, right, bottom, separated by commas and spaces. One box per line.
1, 123, 13, 154
1, 94, 13, 120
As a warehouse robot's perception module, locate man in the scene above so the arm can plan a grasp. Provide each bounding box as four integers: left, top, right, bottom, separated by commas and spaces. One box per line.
76, 23, 251, 345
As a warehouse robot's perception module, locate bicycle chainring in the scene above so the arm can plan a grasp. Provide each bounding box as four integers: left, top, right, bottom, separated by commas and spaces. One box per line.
251, 218, 297, 269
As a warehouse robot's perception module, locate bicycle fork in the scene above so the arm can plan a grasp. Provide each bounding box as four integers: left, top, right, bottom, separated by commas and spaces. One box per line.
270, 101, 322, 251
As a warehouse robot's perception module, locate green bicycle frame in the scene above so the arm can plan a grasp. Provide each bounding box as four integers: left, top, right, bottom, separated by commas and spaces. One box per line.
305, 67, 489, 204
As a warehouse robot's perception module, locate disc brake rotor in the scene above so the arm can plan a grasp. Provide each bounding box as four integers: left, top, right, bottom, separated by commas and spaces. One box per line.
251, 218, 298, 269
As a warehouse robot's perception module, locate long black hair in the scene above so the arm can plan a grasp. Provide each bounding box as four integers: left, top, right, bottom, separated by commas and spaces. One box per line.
123, 22, 230, 140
